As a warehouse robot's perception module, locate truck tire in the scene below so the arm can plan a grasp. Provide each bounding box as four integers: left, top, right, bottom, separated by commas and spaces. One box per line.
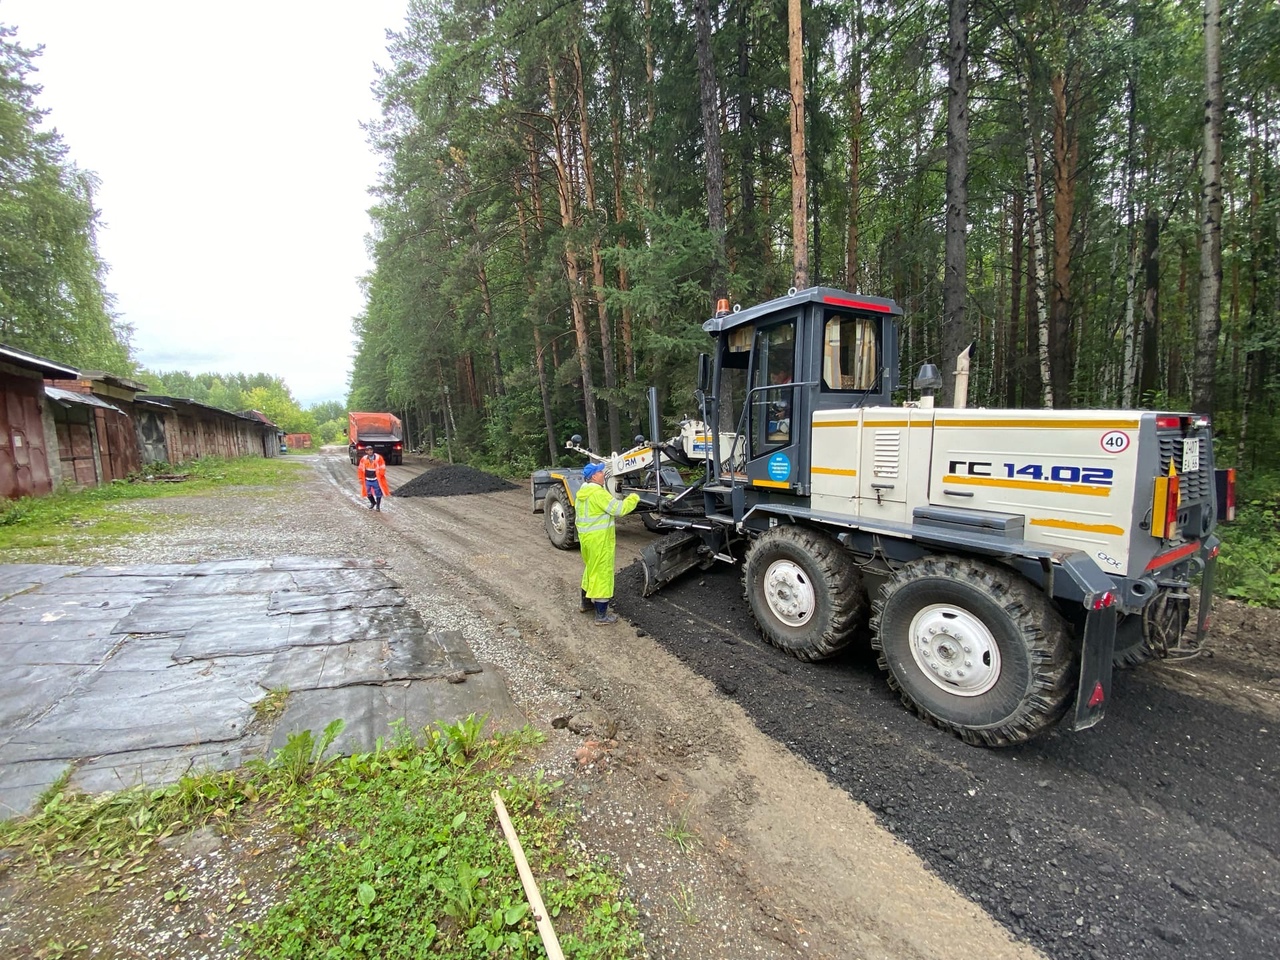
1112, 616, 1155, 668
543, 485, 578, 550
743, 525, 866, 662
871, 556, 1075, 747
1113, 591, 1188, 667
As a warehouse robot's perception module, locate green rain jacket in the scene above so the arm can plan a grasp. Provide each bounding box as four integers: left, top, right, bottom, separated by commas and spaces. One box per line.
575, 482, 640, 600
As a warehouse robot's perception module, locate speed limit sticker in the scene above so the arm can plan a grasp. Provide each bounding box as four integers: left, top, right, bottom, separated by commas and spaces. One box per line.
1100, 430, 1130, 454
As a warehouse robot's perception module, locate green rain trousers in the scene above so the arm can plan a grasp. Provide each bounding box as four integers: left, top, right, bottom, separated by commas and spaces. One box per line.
575, 483, 640, 601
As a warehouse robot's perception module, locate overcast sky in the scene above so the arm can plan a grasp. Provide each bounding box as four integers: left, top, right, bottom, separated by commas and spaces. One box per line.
2, 0, 407, 406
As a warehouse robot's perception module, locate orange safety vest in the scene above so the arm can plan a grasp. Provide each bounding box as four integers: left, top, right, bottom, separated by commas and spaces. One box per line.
357, 453, 390, 496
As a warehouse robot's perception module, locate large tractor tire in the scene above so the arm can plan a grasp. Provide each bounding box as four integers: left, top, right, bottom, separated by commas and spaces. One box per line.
743, 525, 867, 662
871, 556, 1075, 747
1113, 590, 1190, 667
1112, 616, 1156, 668
543, 486, 578, 550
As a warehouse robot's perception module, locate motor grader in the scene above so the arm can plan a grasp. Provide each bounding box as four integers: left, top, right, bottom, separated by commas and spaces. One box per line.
531, 286, 1232, 747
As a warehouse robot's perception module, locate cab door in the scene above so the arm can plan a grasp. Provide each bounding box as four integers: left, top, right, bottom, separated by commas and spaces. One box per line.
744, 315, 803, 492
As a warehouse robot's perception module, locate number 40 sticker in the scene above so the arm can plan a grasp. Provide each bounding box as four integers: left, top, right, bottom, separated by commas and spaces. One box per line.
1100, 430, 1130, 454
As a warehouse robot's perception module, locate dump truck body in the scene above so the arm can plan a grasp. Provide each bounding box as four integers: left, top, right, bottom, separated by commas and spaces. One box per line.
348, 412, 403, 465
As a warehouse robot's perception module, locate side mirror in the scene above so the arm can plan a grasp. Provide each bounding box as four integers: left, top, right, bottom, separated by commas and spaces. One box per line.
697, 353, 711, 394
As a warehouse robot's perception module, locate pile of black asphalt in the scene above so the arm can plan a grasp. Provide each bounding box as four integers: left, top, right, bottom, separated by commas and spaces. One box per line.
393, 463, 517, 498
611, 556, 1279, 960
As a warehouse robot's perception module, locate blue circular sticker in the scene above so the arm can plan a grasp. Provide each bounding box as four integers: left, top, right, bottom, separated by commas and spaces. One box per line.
767, 452, 791, 482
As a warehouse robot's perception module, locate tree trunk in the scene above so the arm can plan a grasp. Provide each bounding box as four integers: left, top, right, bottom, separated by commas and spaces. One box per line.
693, 0, 728, 304
1193, 0, 1224, 416
1139, 210, 1161, 402
941, 0, 970, 407
1018, 67, 1053, 407
1008, 189, 1024, 407
845, 1, 864, 289
607, 40, 635, 380
547, 65, 600, 452
788, 0, 808, 289
573, 39, 622, 455
1049, 68, 1077, 408
1121, 18, 1140, 407
737, 3, 759, 278
511, 157, 557, 465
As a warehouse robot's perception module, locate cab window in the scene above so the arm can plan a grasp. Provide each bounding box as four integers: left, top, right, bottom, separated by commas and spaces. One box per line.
821, 312, 879, 392
751, 323, 796, 451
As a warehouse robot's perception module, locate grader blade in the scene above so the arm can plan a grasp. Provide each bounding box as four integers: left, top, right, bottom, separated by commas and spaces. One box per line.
640, 531, 706, 597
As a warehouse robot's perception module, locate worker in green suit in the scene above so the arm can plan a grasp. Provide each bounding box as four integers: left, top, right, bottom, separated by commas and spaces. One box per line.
575, 461, 640, 625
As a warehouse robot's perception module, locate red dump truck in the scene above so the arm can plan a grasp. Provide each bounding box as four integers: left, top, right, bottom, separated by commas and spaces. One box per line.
348, 412, 404, 465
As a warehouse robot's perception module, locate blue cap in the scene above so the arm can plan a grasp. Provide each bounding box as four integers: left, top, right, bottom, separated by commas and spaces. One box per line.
582, 462, 605, 480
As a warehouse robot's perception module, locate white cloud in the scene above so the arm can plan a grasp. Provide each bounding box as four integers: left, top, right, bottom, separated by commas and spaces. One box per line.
3, 0, 407, 405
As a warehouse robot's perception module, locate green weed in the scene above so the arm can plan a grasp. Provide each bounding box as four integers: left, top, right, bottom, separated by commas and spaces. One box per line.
669, 882, 700, 926
662, 808, 699, 854
261, 718, 345, 788
426, 712, 491, 768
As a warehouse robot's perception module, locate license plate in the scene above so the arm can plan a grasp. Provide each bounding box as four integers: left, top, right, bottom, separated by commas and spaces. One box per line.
1182, 437, 1201, 473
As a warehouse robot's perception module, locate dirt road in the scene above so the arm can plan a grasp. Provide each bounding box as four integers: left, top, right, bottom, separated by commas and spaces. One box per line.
352, 452, 1280, 960
318, 453, 1045, 960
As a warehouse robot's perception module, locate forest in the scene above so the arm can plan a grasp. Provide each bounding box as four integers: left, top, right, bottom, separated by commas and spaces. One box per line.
4, 5, 1279, 599
348, 0, 1278, 476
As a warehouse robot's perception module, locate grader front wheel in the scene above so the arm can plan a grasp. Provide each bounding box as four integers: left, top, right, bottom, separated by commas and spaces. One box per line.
871, 556, 1076, 747
743, 526, 866, 662
543, 486, 578, 550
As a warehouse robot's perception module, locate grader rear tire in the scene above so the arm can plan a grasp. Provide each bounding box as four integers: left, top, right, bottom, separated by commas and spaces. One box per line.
871, 556, 1075, 747
543, 486, 578, 550
743, 526, 866, 662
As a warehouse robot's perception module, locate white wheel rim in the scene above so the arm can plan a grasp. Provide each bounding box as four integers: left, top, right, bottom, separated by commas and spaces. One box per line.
548, 499, 567, 536
763, 559, 815, 628
907, 603, 1001, 697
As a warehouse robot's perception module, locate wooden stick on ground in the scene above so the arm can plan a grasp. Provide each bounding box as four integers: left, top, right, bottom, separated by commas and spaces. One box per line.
491, 790, 565, 960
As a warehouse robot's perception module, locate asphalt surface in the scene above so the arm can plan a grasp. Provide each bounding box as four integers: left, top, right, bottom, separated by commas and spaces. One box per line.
612, 559, 1280, 960
0, 558, 523, 819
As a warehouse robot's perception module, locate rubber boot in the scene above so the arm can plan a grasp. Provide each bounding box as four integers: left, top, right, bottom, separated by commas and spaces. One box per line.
375, 498, 381, 511
579, 589, 592, 613
367, 495, 376, 509
593, 600, 618, 625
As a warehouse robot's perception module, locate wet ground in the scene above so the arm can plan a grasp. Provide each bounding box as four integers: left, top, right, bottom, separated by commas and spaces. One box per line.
612, 560, 1280, 960
0, 558, 523, 820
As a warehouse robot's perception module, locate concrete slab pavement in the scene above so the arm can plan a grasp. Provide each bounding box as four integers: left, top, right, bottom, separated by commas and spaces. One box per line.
0, 557, 526, 819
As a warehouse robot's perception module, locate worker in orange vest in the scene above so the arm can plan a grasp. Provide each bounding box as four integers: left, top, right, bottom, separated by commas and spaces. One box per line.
358, 448, 390, 510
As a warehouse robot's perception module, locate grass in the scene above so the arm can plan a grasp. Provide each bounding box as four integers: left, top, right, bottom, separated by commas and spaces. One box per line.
1215, 469, 1280, 606
0, 456, 304, 560
0, 716, 645, 959
661, 808, 699, 855
253, 687, 291, 723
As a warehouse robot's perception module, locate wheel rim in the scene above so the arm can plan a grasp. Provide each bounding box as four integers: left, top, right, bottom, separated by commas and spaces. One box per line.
762, 559, 815, 627
548, 498, 567, 537
907, 603, 1001, 697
